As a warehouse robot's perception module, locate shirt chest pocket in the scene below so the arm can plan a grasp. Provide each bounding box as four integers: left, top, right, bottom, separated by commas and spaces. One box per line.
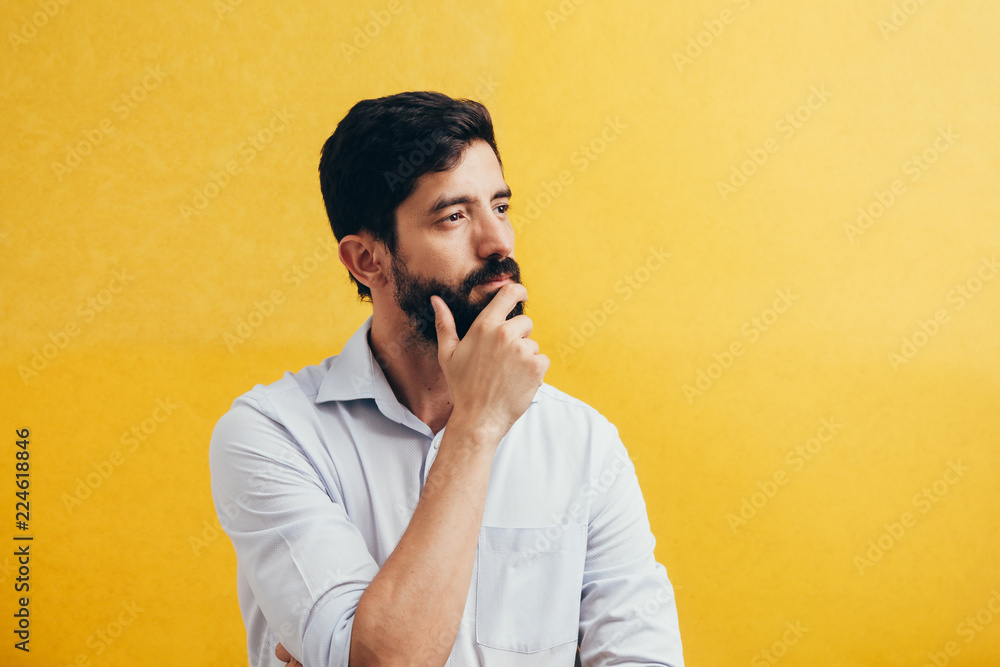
474, 524, 587, 653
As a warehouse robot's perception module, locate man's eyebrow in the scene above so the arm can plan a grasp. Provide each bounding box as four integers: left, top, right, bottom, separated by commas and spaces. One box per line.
425, 187, 513, 216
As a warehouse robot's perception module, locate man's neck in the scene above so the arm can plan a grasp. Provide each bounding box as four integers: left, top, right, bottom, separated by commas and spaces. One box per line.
368, 311, 454, 434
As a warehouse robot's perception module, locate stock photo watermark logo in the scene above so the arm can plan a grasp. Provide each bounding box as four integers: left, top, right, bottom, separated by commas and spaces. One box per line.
544, 0, 590, 29
382, 129, 448, 193
682, 287, 799, 404
717, 85, 832, 201
191, 479, 261, 556
726, 417, 845, 532
213, 0, 245, 27
529, 446, 634, 552
877, 0, 932, 38
888, 254, 997, 371
922, 587, 1000, 667
382, 75, 500, 193
51, 65, 168, 182
511, 116, 628, 234
55, 600, 143, 667
843, 126, 958, 243
222, 235, 339, 352
600, 584, 681, 650
672, 0, 758, 73
178, 107, 295, 221
7, 0, 70, 53
281, 235, 340, 288
189, 515, 228, 556
18, 267, 135, 384
221, 290, 286, 353
338, 0, 409, 61
61, 397, 181, 515
194, 437, 310, 556
853, 459, 968, 575
556, 246, 670, 362
750, 621, 809, 667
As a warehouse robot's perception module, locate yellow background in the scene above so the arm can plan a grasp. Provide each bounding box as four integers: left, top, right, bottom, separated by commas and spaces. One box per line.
2, 0, 999, 665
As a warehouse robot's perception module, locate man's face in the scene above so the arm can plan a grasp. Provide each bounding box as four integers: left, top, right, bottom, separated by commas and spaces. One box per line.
389, 139, 523, 347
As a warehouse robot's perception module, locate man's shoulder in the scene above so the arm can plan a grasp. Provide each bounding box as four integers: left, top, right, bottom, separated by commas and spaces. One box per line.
532, 383, 617, 431
220, 355, 339, 420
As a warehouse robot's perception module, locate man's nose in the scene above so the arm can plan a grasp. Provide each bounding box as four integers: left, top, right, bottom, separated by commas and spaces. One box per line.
476, 210, 514, 260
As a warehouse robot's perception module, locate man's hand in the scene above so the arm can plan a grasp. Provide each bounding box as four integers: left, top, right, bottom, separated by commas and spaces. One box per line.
431, 283, 549, 440
275, 642, 302, 667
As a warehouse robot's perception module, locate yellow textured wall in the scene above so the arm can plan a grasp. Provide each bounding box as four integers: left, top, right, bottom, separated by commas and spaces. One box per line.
2, 0, 998, 665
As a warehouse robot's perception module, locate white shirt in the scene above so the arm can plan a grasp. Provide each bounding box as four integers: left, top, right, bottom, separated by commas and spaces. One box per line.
209, 317, 684, 666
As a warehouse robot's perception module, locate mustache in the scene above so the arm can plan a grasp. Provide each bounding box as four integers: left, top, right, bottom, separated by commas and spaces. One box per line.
461, 257, 521, 291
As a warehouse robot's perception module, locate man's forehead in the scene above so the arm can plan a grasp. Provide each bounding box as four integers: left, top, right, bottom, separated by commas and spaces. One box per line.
405, 143, 508, 215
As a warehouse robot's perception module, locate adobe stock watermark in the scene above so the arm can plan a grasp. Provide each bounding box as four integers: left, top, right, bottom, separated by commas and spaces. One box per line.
192, 469, 272, 556
750, 621, 809, 666
55, 600, 143, 667
510, 115, 628, 234
271, 565, 353, 651
18, 268, 136, 385
531, 446, 635, 551
877, 0, 932, 39
599, 584, 680, 650
888, 254, 997, 371
178, 106, 296, 222
843, 126, 958, 244
194, 438, 315, 557
213, 0, 245, 28
383, 75, 500, 193
726, 417, 845, 532
682, 288, 799, 404
673, 0, 758, 73
922, 587, 1000, 667
280, 235, 339, 289
52, 65, 168, 182
8, 0, 70, 53
556, 246, 670, 362
223, 235, 340, 353
717, 85, 832, 201
189, 513, 229, 556
544, 0, 590, 30
61, 398, 182, 515
338, 0, 410, 61
853, 460, 969, 575
221, 289, 286, 353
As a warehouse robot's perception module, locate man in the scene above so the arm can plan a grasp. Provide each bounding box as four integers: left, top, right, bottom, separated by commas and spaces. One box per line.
209, 91, 684, 666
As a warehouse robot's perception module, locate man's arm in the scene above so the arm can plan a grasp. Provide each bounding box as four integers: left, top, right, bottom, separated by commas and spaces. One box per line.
577, 427, 685, 666
211, 283, 547, 667
349, 283, 548, 665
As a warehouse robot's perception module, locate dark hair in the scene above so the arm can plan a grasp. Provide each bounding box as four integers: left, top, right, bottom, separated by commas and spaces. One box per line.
319, 91, 503, 300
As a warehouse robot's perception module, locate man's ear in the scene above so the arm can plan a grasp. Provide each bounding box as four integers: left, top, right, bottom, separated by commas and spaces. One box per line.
339, 232, 390, 292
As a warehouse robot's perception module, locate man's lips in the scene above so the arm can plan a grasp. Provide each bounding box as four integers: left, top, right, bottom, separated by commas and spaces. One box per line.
478, 274, 512, 288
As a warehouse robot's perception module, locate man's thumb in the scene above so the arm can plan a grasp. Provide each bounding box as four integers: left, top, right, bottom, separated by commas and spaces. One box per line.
430, 295, 458, 355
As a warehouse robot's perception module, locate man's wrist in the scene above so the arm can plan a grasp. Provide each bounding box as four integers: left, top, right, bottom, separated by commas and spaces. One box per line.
445, 410, 507, 451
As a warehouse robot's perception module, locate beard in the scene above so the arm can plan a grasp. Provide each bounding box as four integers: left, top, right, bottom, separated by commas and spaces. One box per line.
391, 255, 524, 348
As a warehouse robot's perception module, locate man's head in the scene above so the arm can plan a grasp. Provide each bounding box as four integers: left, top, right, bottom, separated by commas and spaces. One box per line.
319, 91, 523, 346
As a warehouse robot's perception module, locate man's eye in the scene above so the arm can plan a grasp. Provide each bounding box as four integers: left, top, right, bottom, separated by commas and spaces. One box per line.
495, 204, 509, 214
446, 212, 463, 222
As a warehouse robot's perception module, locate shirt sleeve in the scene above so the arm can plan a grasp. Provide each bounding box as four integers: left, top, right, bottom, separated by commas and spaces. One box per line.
578, 424, 685, 666
209, 393, 379, 667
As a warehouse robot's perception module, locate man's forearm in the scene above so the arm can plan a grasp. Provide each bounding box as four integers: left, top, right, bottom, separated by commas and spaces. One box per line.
348, 419, 499, 667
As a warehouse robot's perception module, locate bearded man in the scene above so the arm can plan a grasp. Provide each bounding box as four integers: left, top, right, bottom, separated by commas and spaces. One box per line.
209, 91, 684, 667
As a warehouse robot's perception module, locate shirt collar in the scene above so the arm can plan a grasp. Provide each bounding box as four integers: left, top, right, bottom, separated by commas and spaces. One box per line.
316, 316, 381, 403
